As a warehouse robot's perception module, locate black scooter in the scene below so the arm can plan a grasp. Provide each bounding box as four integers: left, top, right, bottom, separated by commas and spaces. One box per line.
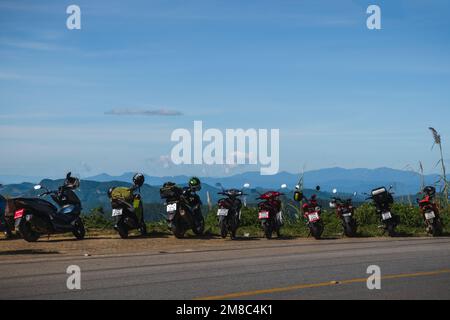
12, 173, 85, 242
216, 183, 249, 239
109, 185, 147, 239
366, 186, 399, 237
160, 182, 204, 238
0, 185, 13, 238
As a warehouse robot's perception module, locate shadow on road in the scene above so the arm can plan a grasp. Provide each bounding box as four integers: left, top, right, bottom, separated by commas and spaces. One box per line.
0, 249, 60, 256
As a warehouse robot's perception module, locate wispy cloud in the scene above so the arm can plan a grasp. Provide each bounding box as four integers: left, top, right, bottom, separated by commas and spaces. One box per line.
105, 108, 184, 117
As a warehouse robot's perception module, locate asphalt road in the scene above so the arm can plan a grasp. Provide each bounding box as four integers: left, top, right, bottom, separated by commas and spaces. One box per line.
0, 236, 449, 300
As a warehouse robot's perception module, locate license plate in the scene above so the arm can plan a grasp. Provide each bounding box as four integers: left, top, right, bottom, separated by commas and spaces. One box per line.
425, 211, 435, 220
166, 203, 177, 212
258, 211, 269, 219
308, 212, 320, 222
112, 209, 123, 217
217, 209, 229, 216
382, 212, 392, 220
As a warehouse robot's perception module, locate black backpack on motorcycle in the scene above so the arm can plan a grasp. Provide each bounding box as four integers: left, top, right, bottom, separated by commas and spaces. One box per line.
160, 182, 182, 200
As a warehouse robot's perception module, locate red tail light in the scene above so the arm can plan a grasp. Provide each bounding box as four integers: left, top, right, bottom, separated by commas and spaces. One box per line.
14, 209, 24, 219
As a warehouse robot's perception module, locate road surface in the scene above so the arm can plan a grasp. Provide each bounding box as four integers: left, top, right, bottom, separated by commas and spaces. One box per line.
0, 236, 449, 299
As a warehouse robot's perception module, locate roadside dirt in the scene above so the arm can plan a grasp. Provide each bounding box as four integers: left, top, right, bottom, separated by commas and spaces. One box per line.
0, 229, 290, 261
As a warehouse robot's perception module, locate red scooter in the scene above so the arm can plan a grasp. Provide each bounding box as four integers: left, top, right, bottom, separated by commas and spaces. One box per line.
295, 186, 324, 239
257, 185, 286, 239
418, 186, 443, 237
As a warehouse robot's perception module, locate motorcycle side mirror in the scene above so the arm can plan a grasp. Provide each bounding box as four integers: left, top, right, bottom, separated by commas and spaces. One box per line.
315, 186, 321, 192
34, 185, 42, 190
332, 188, 337, 194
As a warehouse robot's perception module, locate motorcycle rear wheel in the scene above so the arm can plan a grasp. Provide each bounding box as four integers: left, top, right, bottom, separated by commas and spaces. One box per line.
19, 222, 40, 242
219, 216, 228, 238
310, 223, 323, 240
172, 224, 185, 239
430, 220, 443, 237
116, 223, 129, 239
263, 222, 273, 239
386, 223, 396, 237
343, 222, 356, 237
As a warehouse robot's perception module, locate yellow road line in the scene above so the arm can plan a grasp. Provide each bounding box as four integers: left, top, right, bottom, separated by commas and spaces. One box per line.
195, 268, 450, 300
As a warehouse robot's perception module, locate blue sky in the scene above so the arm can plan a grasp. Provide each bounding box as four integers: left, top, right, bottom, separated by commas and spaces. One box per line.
1, 0, 450, 178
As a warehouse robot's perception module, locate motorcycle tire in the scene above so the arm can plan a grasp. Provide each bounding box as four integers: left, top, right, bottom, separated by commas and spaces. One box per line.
430, 220, 443, 237
72, 218, 85, 240
310, 223, 323, 240
192, 215, 205, 236
117, 223, 129, 239
171, 224, 185, 239
19, 222, 40, 242
219, 216, 228, 238
386, 223, 396, 237
139, 222, 147, 236
343, 222, 356, 237
263, 222, 273, 239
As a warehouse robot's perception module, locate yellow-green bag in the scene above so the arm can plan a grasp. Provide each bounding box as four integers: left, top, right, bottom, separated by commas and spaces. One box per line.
111, 187, 133, 202
133, 198, 143, 221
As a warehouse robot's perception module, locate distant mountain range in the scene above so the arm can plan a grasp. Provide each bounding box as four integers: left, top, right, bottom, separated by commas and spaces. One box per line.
1, 167, 444, 198
84, 167, 442, 196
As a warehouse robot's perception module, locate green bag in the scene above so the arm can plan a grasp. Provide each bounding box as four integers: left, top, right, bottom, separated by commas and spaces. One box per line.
133, 198, 143, 221
111, 187, 133, 202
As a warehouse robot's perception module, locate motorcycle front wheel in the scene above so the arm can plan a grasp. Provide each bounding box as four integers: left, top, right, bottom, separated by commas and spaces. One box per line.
72, 218, 85, 240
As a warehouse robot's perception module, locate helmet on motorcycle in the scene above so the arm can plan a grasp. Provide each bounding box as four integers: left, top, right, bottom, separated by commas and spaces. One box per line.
423, 186, 436, 197
133, 173, 145, 187
64, 172, 80, 189
188, 177, 201, 191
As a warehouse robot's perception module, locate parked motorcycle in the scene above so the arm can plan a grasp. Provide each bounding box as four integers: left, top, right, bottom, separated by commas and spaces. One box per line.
0, 185, 13, 238
108, 173, 147, 239
160, 177, 205, 238
418, 186, 443, 237
256, 184, 286, 239
216, 183, 249, 239
366, 186, 399, 237
12, 173, 85, 242
295, 186, 324, 240
329, 189, 358, 237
